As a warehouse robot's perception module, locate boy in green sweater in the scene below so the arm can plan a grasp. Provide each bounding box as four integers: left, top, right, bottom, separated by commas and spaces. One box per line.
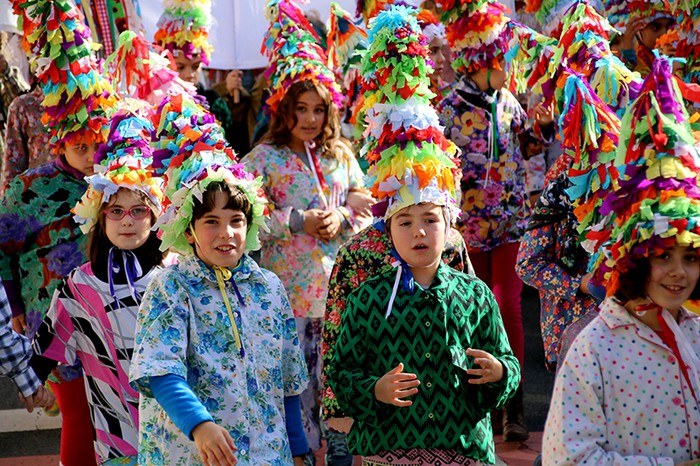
326, 5, 520, 464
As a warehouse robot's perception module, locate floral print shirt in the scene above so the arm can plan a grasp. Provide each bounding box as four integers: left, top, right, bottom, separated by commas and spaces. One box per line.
437, 77, 530, 251
244, 143, 367, 319
0, 160, 87, 341
2, 87, 52, 194
543, 299, 700, 465
321, 224, 471, 419
130, 254, 308, 466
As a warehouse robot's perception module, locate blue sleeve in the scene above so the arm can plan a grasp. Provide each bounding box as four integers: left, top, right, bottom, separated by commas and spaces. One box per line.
150, 374, 214, 440
284, 395, 308, 457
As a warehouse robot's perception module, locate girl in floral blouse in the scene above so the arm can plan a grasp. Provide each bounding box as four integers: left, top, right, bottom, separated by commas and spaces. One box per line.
245, 0, 372, 455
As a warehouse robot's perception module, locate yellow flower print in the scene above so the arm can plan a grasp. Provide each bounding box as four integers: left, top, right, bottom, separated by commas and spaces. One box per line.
461, 188, 486, 212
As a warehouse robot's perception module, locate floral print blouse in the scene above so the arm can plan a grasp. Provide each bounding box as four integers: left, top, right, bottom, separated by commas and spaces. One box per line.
244, 143, 367, 319
437, 77, 530, 251
130, 254, 308, 466
0, 160, 87, 341
2, 87, 52, 194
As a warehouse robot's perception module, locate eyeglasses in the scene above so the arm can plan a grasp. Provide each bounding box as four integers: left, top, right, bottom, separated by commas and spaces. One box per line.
104, 205, 151, 221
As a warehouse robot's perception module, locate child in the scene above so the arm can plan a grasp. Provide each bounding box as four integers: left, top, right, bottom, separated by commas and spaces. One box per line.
437, 0, 554, 440
1, 0, 117, 464
245, 0, 371, 456
28, 103, 164, 465
129, 96, 308, 465
327, 7, 520, 463
543, 56, 700, 465
626, 0, 675, 75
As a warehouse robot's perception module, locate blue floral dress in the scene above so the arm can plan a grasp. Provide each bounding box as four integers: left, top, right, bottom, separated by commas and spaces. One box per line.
129, 253, 309, 465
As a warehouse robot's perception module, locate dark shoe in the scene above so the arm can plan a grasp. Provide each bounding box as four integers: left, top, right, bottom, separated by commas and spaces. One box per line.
490, 409, 503, 436
503, 386, 530, 442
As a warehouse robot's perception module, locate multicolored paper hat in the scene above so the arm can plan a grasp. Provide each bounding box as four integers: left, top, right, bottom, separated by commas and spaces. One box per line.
154, 0, 214, 65
416, 9, 445, 43
73, 99, 163, 234
627, 0, 674, 35
360, 5, 459, 220
675, 0, 700, 86
151, 94, 268, 255
104, 30, 197, 105
524, 0, 602, 36
356, 0, 421, 26
10, 0, 118, 149
602, 0, 630, 33
590, 55, 700, 296
262, 0, 343, 116
439, 0, 513, 74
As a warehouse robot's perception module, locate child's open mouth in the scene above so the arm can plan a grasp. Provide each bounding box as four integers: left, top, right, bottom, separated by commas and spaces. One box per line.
662, 284, 685, 294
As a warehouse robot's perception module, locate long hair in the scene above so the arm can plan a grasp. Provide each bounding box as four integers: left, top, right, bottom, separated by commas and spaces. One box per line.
263, 80, 348, 160
87, 189, 164, 267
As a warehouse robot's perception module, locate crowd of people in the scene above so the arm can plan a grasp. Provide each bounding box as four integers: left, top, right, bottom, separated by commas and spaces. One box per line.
0, 0, 700, 465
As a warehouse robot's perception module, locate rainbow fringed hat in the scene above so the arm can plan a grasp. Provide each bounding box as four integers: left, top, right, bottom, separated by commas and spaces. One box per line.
154, 0, 214, 65
262, 0, 343, 116
627, 0, 674, 35
356, 0, 421, 26
151, 94, 268, 255
416, 9, 446, 43
104, 30, 197, 105
590, 55, 700, 296
10, 0, 117, 150
361, 5, 460, 221
602, 0, 630, 33
73, 99, 163, 234
524, 0, 604, 36
675, 0, 700, 86
439, 0, 513, 75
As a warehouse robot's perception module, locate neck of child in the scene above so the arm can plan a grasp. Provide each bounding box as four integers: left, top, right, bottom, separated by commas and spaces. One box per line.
409, 262, 439, 289
624, 299, 681, 330
287, 139, 306, 154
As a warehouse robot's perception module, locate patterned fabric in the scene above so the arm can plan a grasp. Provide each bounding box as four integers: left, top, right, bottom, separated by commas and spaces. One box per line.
437, 76, 530, 251
1, 87, 52, 193
130, 253, 308, 466
0, 160, 88, 341
543, 299, 700, 465
35, 261, 162, 463
364, 448, 483, 465
0, 279, 40, 397
321, 224, 471, 419
327, 263, 520, 462
243, 143, 366, 319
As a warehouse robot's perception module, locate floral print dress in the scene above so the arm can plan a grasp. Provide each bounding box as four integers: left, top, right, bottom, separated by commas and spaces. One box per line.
130, 254, 308, 466
437, 77, 530, 252
243, 143, 367, 319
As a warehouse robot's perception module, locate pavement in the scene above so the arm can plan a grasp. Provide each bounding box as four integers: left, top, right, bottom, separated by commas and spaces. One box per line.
0, 286, 552, 464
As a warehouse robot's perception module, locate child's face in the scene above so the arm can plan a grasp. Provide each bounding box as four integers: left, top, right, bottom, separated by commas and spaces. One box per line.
289, 90, 326, 147
173, 54, 202, 84
428, 37, 446, 81
186, 190, 247, 269
647, 244, 700, 312
63, 142, 99, 176
488, 60, 508, 91
389, 203, 446, 273
638, 18, 674, 50
103, 189, 153, 251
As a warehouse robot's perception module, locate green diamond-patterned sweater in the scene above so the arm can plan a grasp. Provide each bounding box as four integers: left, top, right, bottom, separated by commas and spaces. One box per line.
327, 263, 520, 463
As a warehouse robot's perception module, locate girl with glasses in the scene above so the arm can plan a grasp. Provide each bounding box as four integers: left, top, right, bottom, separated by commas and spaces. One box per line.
28, 103, 166, 466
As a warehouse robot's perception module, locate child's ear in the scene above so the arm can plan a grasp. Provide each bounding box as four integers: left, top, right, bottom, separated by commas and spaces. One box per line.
184, 226, 195, 245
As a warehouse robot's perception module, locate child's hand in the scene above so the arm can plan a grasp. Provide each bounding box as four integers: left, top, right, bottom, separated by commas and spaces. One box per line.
303, 209, 332, 241
346, 190, 375, 218
192, 421, 237, 466
579, 272, 593, 295
466, 348, 504, 384
374, 363, 420, 407
18, 385, 55, 413
318, 211, 342, 241
225, 70, 243, 96
532, 102, 554, 126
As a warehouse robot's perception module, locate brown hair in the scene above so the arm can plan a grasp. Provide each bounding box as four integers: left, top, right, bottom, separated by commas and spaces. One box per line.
262, 80, 347, 160
191, 182, 253, 226
615, 254, 700, 303
87, 189, 164, 267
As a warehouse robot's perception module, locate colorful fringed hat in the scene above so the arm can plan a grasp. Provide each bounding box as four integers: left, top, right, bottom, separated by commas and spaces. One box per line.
356, 0, 422, 26
154, 0, 214, 65
675, 0, 700, 86
104, 30, 197, 104
439, 0, 513, 74
73, 99, 163, 234
327, 2, 368, 78
151, 94, 268, 255
361, 5, 459, 220
590, 55, 700, 296
10, 0, 117, 149
416, 9, 445, 43
524, 0, 604, 36
626, 0, 674, 35
602, 0, 630, 33
262, 0, 343, 116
